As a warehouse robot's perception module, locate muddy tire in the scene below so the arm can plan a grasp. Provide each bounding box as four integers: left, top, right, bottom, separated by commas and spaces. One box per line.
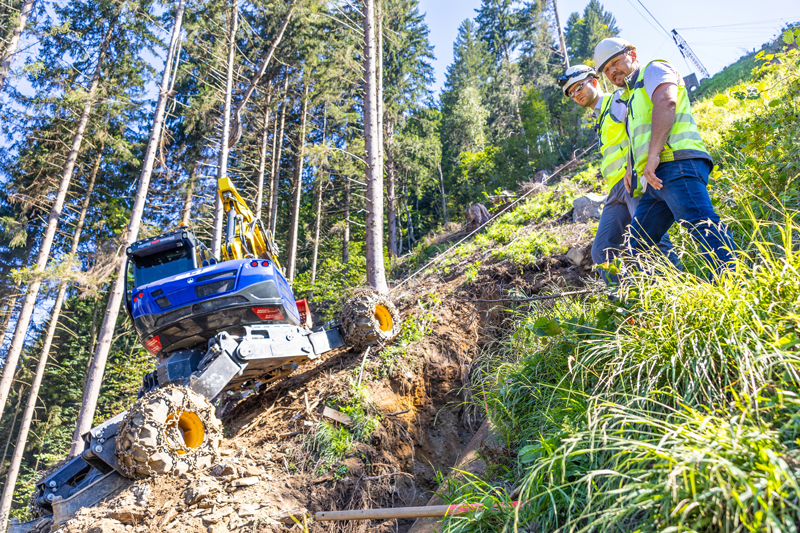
115, 385, 222, 478
340, 289, 401, 349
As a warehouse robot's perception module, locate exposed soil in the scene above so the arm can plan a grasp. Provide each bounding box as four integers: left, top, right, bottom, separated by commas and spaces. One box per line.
44, 188, 598, 533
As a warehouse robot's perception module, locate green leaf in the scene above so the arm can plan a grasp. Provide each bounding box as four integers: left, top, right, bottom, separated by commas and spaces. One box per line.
755, 50, 765, 59
782, 29, 795, 45
543, 319, 563, 336
712, 94, 729, 107
768, 99, 781, 107
533, 317, 550, 329
778, 333, 800, 349
518, 445, 542, 464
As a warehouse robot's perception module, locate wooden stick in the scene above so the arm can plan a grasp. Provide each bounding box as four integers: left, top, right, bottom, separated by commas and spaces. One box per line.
356, 346, 371, 386
315, 502, 518, 521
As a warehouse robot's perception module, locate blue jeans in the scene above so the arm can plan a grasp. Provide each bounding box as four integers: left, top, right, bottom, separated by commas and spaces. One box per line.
629, 159, 736, 276
592, 179, 677, 284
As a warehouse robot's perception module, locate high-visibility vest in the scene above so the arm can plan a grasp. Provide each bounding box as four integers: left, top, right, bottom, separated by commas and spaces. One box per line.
624, 60, 711, 178
594, 93, 628, 191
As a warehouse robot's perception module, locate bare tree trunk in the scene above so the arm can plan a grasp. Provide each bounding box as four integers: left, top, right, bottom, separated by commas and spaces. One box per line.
0, 0, 35, 96
385, 131, 397, 258
0, 17, 116, 421
363, 0, 388, 293
310, 178, 323, 285
212, 0, 238, 258
0, 383, 23, 476
438, 162, 448, 224
343, 176, 350, 264
285, 81, 309, 282
181, 164, 197, 226
254, 90, 272, 220
377, 0, 384, 173
404, 181, 414, 249
70, 0, 186, 456
268, 73, 290, 233
552, 0, 569, 68
0, 148, 101, 531
228, 4, 293, 147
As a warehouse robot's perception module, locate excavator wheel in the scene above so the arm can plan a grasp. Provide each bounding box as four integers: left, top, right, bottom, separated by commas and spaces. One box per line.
340, 289, 401, 350
115, 385, 222, 479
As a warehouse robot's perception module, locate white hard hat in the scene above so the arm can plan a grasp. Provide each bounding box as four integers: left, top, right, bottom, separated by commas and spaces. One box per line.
594, 37, 635, 73
558, 65, 596, 96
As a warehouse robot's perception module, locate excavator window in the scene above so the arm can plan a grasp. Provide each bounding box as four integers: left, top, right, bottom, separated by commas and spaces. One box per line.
133, 247, 194, 288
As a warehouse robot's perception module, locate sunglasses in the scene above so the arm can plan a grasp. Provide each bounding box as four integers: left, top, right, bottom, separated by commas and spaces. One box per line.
568, 82, 587, 98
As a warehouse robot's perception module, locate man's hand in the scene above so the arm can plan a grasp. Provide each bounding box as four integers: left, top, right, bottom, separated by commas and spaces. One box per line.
623, 167, 632, 193
642, 158, 663, 190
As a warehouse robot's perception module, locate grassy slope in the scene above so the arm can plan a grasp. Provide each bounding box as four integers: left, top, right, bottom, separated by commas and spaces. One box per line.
436, 36, 800, 533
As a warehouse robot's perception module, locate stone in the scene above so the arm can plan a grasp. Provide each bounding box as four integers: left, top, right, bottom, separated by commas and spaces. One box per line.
533, 170, 550, 183
157, 508, 179, 528
237, 504, 261, 517
231, 476, 259, 487
465, 203, 491, 233
87, 518, 125, 533
572, 193, 606, 223
185, 477, 221, 505
203, 506, 234, 525
567, 245, 593, 268
272, 508, 307, 524
105, 509, 145, 525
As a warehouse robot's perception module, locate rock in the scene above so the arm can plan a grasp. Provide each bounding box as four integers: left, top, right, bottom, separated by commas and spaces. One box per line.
533, 170, 550, 183
105, 509, 146, 525
567, 245, 593, 268
157, 508, 178, 528
132, 483, 151, 507
203, 506, 235, 525
87, 518, 125, 533
237, 504, 261, 517
244, 464, 264, 477
231, 476, 259, 487
572, 193, 606, 223
185, 477, 221, 505
272, 508, 307, 524
211, 462, 238, 477
465, 203, 491, 233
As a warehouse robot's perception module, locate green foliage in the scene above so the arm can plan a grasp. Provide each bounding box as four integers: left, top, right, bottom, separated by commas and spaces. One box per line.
437, 39, 800, 533
564, 0, 619, 65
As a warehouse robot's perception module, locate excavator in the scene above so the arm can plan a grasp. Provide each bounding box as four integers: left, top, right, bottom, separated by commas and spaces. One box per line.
11, 178, 401, 532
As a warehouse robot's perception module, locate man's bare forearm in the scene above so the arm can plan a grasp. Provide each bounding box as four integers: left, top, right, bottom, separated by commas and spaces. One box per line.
648, 83, 678, 163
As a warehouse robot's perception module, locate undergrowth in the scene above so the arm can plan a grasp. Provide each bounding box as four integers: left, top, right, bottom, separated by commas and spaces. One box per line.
437, 29, 800, 533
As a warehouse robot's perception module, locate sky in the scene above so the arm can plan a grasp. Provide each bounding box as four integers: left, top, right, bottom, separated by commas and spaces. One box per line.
418, 0, 800, 95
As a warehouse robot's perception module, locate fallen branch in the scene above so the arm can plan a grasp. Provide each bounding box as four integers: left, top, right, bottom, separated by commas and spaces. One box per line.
315, 501, 519, 521
471, 289, 594, 303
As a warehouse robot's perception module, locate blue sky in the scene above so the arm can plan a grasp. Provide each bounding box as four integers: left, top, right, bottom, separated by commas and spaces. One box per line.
419, 0, 800, 95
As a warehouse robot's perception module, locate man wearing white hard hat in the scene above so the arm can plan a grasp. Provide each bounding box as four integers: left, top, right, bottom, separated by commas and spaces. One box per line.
594, 37, 736, 276
558, 65, 675, 284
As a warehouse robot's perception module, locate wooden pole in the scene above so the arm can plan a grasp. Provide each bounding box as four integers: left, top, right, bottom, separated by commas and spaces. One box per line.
315, 502, 518, 521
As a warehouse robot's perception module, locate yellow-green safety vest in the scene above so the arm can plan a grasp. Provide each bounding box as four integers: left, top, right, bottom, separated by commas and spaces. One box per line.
595, 93, 628, 192
624, 60, 711, 179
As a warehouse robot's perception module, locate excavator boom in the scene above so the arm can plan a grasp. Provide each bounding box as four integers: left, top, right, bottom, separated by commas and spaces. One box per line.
219, 177, 282, 271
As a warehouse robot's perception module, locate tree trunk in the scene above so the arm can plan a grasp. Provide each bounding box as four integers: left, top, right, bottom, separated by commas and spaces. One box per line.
181, 164, 197, 226
438, 162, 448, 224
268, 73, 290, 234
552, 0, 569, 68
0, 16, 116, 422
0, 147, 101, 531
212, 0, 238, 258
310, 178, 324, 285
228, 4, 293, 148
363, 0, 388, 294
385, 130, 397, 258
404, 181, 415, 249
0, 383, 24, 477
254, 91, 272, 220
0, 0, 35, 95
70, 0, 186, 456
0, 290, 20, 348
343, 176, 350, 264
285, 81, 309, 282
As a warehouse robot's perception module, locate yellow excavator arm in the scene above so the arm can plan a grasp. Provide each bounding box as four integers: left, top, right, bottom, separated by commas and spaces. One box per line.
218, 177, 282, 271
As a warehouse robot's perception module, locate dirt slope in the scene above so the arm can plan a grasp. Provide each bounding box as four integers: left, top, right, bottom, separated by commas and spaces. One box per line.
49, 185, 598, 533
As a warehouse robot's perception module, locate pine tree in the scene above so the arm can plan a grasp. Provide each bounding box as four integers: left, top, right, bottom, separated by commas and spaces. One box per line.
564, 0, 619, 65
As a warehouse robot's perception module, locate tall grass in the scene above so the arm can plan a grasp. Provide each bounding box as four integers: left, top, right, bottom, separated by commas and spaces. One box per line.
438, 42, 800, 533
